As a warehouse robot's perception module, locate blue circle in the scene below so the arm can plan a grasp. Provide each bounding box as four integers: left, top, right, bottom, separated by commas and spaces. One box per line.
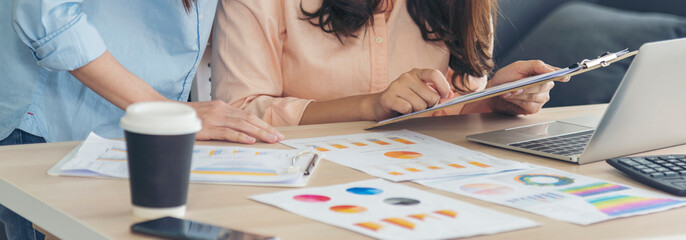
346, 187, 383, 195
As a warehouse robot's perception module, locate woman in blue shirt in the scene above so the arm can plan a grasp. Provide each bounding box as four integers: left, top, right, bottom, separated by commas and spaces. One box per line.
0, 0, 281, 239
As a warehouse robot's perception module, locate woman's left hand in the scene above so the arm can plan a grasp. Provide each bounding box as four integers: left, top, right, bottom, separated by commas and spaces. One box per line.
484, 60, 570, 115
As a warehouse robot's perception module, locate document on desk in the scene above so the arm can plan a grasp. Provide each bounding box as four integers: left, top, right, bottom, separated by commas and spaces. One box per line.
415, 164, 686, 225
251, 179, 538, 239
49, 133, 320, 187
281, 130, 528, 181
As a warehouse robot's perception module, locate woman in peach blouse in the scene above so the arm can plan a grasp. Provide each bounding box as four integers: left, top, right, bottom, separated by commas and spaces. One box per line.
212, 0, 568, 126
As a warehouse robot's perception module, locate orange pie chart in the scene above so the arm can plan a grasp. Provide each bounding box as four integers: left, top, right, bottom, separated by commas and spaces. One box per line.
330, 205, 367, 213
384, 151, 423, 159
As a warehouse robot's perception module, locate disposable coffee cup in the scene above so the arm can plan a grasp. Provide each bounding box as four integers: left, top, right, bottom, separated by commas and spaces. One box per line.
120, 101, 201, 219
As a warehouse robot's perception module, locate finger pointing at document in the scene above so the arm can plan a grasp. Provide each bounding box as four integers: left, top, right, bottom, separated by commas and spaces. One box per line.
371, 68, 454, 121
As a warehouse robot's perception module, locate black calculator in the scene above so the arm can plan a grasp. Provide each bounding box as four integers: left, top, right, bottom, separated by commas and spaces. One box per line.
606, 154, 686, 196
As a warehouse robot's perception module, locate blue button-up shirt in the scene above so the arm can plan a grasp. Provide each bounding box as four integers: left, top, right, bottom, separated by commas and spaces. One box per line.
0, 0, 217, 142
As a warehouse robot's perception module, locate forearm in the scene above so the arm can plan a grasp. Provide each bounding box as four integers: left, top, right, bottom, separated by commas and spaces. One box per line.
300, 94, 378, 125
69, 51, 168, 109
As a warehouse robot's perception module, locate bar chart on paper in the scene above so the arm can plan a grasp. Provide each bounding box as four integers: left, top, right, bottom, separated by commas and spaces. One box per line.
191, 166, 279, 176
188, 145, 311, 183
282, 130, 528, 181
53, 133, 318, 186
96, 146, 127, 162
588, 195, 683, 216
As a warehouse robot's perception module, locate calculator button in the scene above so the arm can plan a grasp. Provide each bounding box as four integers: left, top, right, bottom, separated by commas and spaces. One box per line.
620, 159, 639, 166
655, 160, 667, 164
664, 171, 678, 177
641, 169, 656, 174
647, 164, 661, 168
651, 172, 665, 178
633, 165, 648, 170
663, 163, 676, 167
680, 171, 686, 175
660, 156, 677, 160
670, 167, 683, 171
668, 159, 680, 163
655, 167, 670, 172
634, 159, 652, 165
677, 162, 686, 166
672, 181, 686, 187
646, 157, 660, 161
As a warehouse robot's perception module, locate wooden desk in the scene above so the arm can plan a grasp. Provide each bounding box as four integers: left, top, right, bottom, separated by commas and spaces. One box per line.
1, 104, 685, 239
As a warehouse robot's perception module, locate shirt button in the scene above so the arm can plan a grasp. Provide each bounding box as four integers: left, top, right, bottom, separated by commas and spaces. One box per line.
375, 36, 383, 44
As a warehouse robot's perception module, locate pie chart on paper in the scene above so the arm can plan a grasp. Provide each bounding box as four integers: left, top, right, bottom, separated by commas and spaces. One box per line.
330, 205, 368, 213
384, 151, 423, 159
460, 183, 515, 195
293, 194, 331, 202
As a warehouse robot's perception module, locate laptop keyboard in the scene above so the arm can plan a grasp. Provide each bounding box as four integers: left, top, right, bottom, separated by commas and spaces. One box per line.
508, 130, 594, 156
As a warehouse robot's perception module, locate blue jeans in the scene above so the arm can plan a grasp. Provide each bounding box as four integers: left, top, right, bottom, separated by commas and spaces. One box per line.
0, 129, 46, 240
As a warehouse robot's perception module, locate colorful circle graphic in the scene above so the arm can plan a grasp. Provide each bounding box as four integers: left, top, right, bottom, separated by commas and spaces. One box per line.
293, 194, 331, 202
384, 151, 423, 159
383, 197, 421, 206
330, 205, 367, 213
515, 174, 574, 186
346, 187, 383, 195
460, 183, 515, 195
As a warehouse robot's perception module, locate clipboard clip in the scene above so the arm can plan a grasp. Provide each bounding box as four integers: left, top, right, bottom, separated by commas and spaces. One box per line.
572, 49, 630, 69
287, 150, 320, 175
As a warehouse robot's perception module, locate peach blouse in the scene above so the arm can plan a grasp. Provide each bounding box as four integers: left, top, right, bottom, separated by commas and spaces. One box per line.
212, 0, 486, 126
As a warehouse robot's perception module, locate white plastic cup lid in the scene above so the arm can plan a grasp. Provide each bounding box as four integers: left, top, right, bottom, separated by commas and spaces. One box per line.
120, 101, 201, 135
132, 205, 186, 219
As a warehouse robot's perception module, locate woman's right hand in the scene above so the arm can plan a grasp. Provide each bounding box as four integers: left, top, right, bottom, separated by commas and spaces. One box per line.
183, 100, 284, 144
368, 69, 454, 121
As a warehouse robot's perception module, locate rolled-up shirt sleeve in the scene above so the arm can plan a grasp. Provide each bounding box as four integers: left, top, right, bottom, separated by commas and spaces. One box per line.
211, 0, 313, 127
11, 0, 106, 71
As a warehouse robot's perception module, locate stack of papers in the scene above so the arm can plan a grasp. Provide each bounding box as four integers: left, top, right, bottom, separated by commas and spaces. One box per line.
48, 133, 320, 187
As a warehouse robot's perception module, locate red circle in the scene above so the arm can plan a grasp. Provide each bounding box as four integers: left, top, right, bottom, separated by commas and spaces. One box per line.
293, 194, 331, 202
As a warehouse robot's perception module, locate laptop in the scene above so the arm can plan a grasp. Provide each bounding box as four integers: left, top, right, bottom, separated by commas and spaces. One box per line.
467, 38, 686, 164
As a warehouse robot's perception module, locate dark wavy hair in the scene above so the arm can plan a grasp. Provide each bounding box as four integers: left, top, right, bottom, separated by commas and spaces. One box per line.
182, 0, 196, 12
300, 0, 497, 93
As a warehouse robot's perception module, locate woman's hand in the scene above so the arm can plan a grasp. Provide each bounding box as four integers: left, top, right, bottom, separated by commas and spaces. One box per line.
466, 60, 570, 115
184, 100, 284, 144
368, 68, 454, 121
